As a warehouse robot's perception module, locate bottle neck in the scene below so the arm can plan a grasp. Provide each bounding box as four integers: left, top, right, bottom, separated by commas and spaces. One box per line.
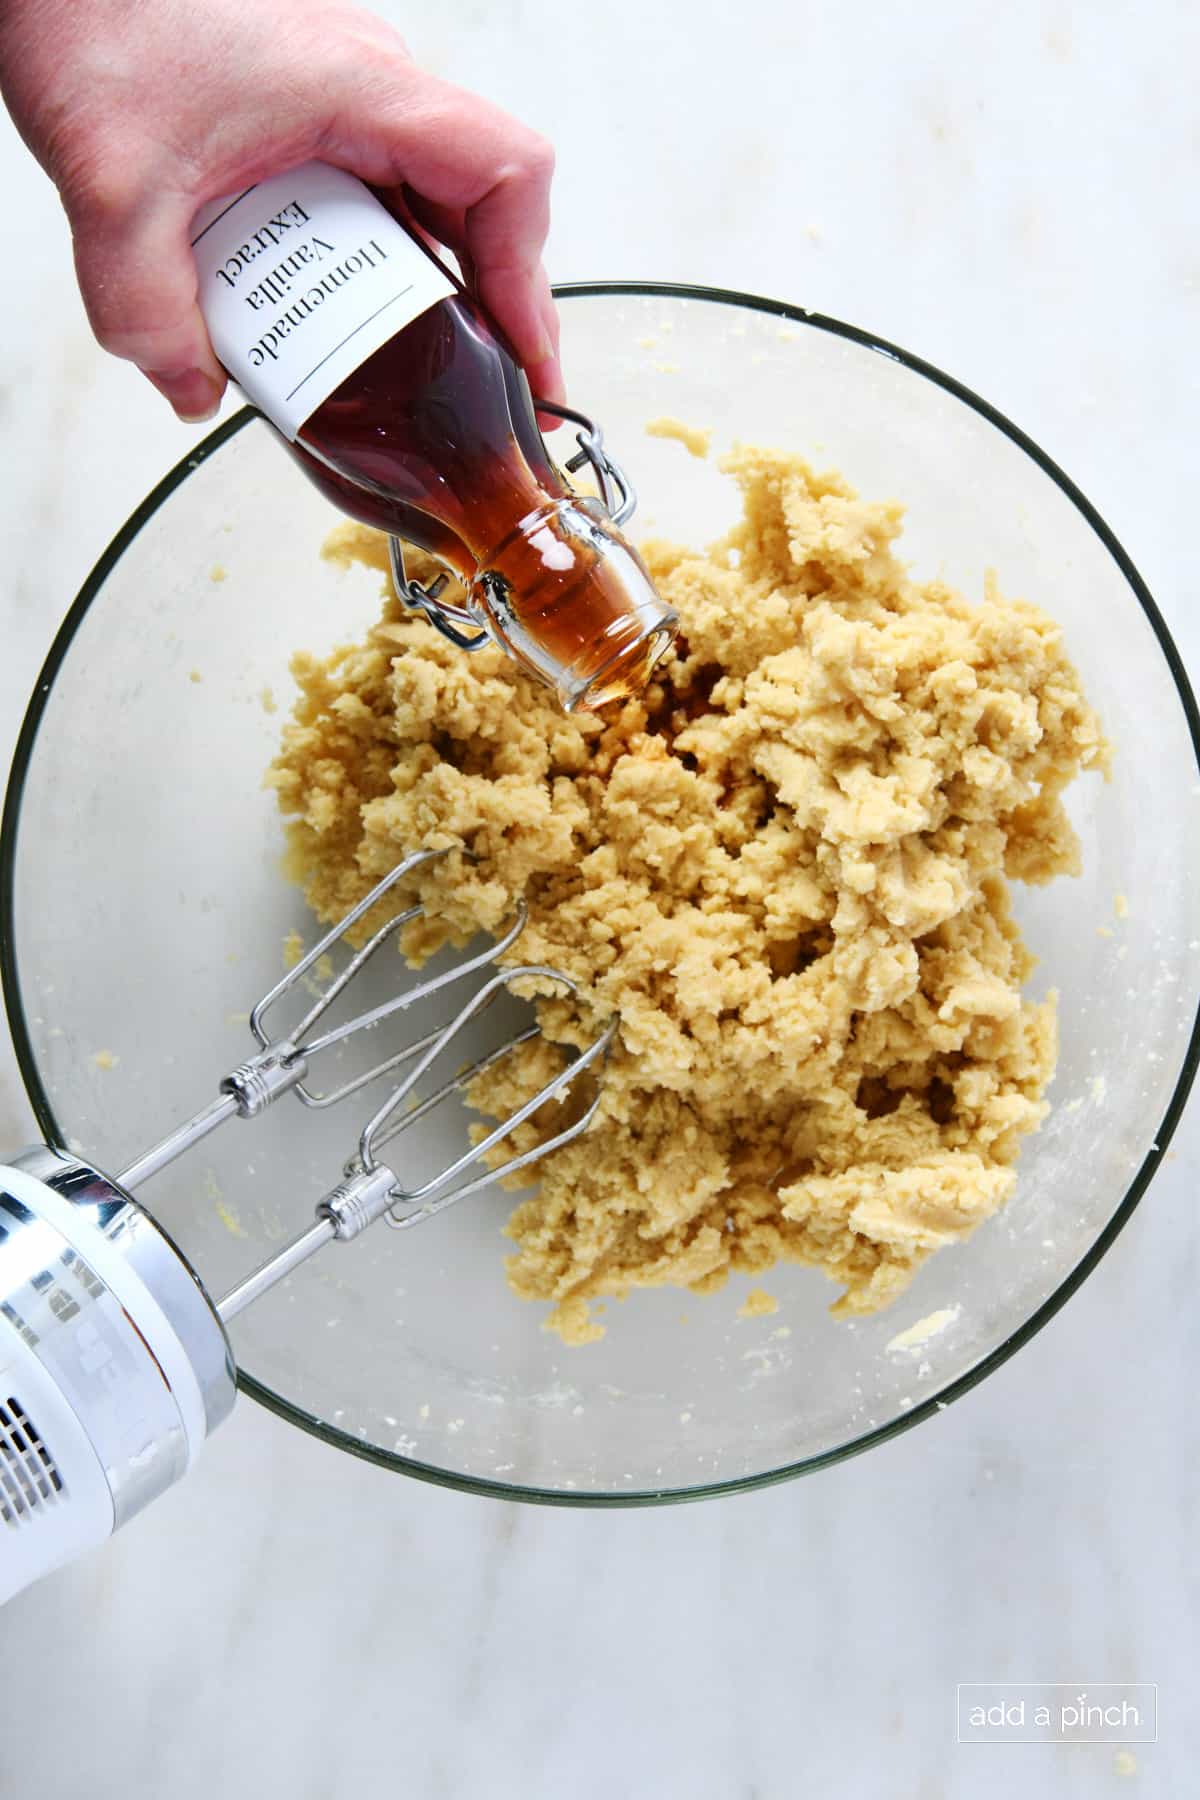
469, 499, 678, 712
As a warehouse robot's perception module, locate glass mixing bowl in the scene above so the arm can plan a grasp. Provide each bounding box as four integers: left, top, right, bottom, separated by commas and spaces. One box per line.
3, 285, 1199, 1504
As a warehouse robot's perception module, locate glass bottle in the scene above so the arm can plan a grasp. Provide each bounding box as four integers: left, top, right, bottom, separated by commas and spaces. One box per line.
191, 163, 677, 711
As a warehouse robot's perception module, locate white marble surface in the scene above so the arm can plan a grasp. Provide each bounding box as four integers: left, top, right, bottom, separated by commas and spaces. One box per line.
0, 2, 1197, 1793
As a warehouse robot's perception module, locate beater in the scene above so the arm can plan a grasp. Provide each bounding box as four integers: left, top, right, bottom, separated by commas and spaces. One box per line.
0, 846, 614, 1605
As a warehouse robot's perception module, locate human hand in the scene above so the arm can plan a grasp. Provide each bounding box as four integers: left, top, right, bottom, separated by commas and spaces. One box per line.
0, 0, 563, 422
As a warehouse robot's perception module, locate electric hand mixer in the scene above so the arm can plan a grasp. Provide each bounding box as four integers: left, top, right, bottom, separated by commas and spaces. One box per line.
0, 845, 615, 1606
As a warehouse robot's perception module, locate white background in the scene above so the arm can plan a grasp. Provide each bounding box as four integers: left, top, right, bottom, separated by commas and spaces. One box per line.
1, 1, 1197, 1793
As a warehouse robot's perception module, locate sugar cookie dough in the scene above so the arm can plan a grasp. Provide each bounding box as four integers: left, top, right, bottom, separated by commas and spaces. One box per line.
738, 1289, 779, 1320
646, 416, 712, 458
269, 446, 1108, 1343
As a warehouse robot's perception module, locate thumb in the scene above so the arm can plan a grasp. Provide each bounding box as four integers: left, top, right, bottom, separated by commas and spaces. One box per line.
68, 184, 227, 421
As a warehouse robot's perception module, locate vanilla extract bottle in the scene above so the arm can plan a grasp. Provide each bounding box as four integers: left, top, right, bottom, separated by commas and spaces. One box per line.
191, 163, 677, 710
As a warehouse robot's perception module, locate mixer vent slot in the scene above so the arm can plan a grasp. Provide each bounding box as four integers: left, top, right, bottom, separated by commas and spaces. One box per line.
0, 1396, 64, 1528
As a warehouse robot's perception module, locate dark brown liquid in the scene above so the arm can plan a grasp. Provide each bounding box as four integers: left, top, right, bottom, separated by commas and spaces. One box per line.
286, 291, 674, 705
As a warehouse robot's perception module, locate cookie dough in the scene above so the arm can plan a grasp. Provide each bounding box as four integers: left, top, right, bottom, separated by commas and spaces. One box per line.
645, 416, 712, 458
269, 446, 1108, 1342
738, 1288, 779, 1320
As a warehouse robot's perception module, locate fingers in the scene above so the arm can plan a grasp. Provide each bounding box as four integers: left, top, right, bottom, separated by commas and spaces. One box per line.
68, 178, 226, 421
401, 185, 563, 426
464, 163, 565, 409
349, 71, 564, 403
528, 262, 565, 414
54, 48, 562, 432
470, 245, 564, 409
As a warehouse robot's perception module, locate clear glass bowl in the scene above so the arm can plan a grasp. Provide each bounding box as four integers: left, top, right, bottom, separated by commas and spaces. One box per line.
3, 284, 1198, 1504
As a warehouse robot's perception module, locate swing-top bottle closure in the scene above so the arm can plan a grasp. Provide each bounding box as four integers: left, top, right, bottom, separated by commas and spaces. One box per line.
191, 163, 678, 712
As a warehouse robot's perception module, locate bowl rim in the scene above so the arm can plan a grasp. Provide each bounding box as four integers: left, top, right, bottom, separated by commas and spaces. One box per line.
3, 278, 1199, 1507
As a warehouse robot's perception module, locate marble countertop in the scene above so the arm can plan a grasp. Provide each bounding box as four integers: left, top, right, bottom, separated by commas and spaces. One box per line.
0, 3, 1196, 1794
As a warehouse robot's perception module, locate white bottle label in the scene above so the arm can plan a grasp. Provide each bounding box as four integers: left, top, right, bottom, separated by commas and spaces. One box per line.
190, 162, 455, 439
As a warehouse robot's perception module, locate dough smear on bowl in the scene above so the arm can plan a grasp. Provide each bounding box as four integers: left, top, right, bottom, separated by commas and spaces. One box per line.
269, 445, 1109, 1344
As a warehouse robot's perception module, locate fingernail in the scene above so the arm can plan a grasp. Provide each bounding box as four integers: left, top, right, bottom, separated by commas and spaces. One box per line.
529, 355, 566, 413
530, 319, 556, 366
147, 368, 223, 422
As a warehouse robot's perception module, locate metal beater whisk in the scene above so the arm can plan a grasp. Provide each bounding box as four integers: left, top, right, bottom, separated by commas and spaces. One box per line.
114, 845, 614, 1323
0, 847, 614, 1604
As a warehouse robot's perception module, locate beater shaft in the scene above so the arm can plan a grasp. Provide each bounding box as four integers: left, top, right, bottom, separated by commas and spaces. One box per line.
118, 1091, 240, 1191
216, 1217, 335, 1324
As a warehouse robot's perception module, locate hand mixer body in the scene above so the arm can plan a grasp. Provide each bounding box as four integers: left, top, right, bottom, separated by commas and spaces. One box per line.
0, 1148, 236, 1606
